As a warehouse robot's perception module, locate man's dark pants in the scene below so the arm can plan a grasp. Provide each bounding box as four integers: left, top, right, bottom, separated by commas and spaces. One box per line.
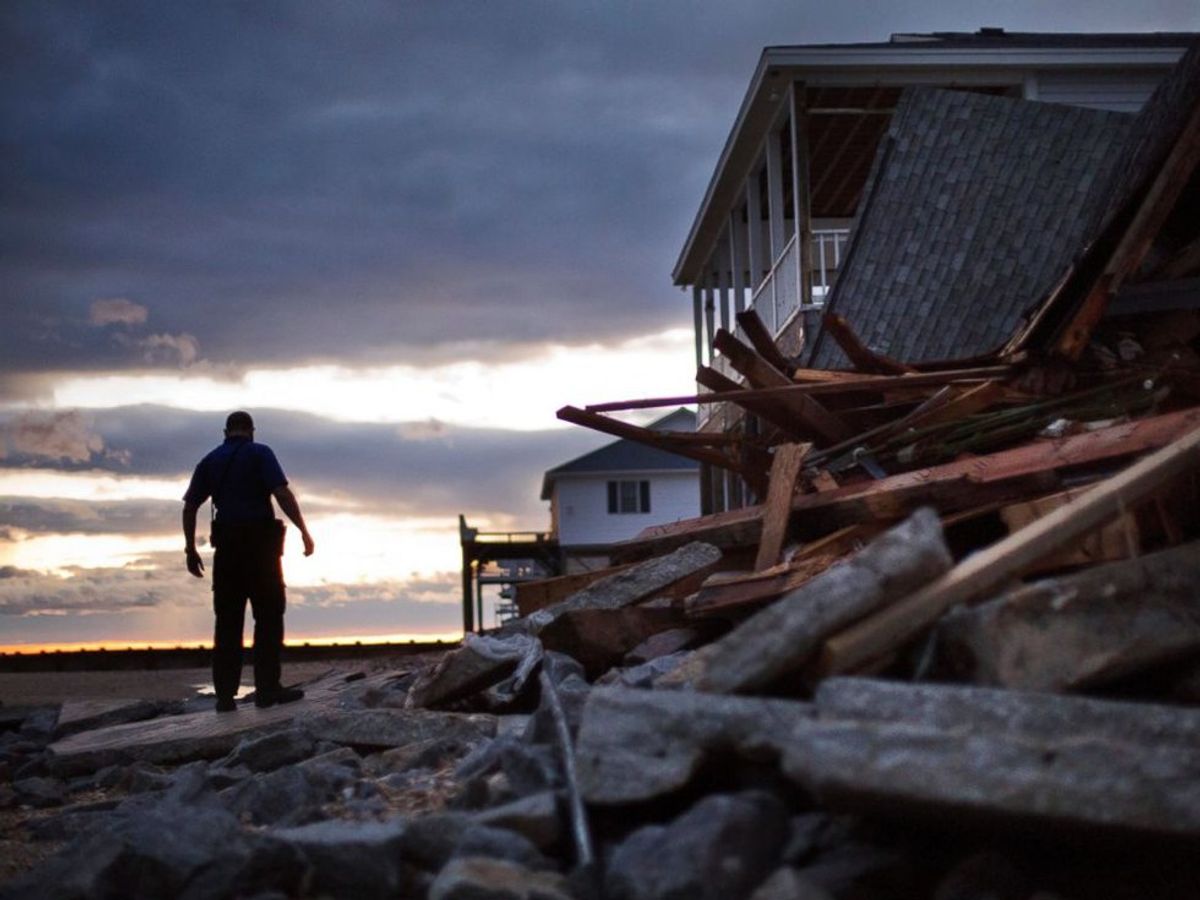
211, 522, 286, 701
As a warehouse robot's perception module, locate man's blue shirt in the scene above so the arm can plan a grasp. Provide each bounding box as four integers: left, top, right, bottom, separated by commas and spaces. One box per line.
183, 436, 288, 524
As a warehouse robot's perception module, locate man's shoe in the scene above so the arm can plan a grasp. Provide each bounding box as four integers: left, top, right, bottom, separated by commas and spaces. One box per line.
253, 686, 305, 709
215, 697, 237, 713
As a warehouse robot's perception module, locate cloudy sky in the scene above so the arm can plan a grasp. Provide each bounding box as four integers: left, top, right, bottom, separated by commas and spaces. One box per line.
3, 1, 1197, 650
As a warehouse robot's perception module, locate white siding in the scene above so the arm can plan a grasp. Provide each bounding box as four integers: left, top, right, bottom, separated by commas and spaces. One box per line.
552, 471, 700, 546
1031, 69, 1166, 113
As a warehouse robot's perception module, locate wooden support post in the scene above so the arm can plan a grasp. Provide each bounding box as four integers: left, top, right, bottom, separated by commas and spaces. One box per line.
557, 406, 735, 471
713, 329, 853, 445
1056, 100, 1200, 360
766, 121, 787, 263
754, 442, 811, 571
746, 169, 766, 289
730, 203, 748, 316
790, 82, 813, 309
692, 286, 704, 369
703, 282, 716, 367
823, 313, 916, 374
817, 422, 1200, 678
736, 309, 794, 373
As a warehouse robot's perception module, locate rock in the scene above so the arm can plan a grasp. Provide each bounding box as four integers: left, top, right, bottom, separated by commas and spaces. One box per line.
781, 678, 1200, 839
524, 541, 723, 635
933, 851, 1030, 900
219, 727, 317, 772
473, 791, 562, 850
270, 818, 424, 899
220, 763, 353, 826
365, 735, 481, 776
795, 841, 913, 898
2, 794, 304, 900
13, 775, 67, 808
452, 824, 552, 870
537, 607, 688, 679
408, 633, 544, 710
692, 509, 951, 694
595, 652, 689, 689
623, 626, 705, 665
523, 675, 590, 745
297, 746, 361, 774
53, 699, 161, 740
303, 708, 497, 751
575, 687, 812, 805
18, 706, 60, 741
394, 812, 471, 871
429, 857, 573, 900
605, 791, 790, 900
937, 542, 1200, 691
457, 735, 562, 798
749, 867, 834, 900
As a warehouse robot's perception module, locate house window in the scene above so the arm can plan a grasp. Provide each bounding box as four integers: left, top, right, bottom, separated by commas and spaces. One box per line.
607, 480, 650, 514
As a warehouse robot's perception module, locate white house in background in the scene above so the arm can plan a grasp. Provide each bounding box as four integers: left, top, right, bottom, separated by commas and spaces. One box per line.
541, 408, 700, 571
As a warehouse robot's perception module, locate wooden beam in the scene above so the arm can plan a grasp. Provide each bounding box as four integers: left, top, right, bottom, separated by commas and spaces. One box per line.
823, 313, 916, 374
1056, 100, 1200, 360
586, 366, 1014, 414
515, 563, 636, 617
818, 420, 1200, 678
617, 407, 1200, 558
556, 406, 734, 471
713, 328, 854, 445
736, 309, 794, 373
695, 365, 809, 441
754, 443, 811, 571
1155, 233, 1200, 280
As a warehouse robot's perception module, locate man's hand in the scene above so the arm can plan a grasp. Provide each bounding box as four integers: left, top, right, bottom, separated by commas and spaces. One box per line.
301, 531, 315, 557
186, 549, 205, 578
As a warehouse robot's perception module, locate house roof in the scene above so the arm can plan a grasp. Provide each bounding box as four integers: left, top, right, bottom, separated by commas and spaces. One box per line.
801, 41, 1200, 368
800, 88, 1133, 367
672, 29, 1194, 287
540, 408, 698, 500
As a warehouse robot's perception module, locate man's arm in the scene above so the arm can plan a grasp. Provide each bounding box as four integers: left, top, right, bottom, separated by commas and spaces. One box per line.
273, 485, 315, 556
182, 502, 204, 577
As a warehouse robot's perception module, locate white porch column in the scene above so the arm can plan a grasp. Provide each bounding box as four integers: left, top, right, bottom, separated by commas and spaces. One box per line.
745, 171, 765, 288
692, 285, 704, 369
729, 204, 748, 318
765, 120, 787, 263
789, 82, 813, 308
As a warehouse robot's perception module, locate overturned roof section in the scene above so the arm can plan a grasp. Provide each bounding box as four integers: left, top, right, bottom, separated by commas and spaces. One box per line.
802, 89, 1133, 368
541, 408, 697, 500
673, 30, 1192, 287
803, 41, 1200, 368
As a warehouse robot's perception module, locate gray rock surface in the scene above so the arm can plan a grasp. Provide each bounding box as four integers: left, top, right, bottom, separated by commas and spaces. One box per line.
524, 541, 722, 634
428, 856, 572, 900
783, 678, 1200, 838
937, 541, 1200, 691
408, 633, 544, 710
220, 727, 317, 773
576, 687, 812, 805
537, 607, 688, 679
303, 708, 497, 750
53, 699, 161, 740
604, 790, 789, 900
692, 508, 951, 694
220, 763, 353, 826
749, 867, 835, 900
473, 790, 562, 849
270, 818, 423, 899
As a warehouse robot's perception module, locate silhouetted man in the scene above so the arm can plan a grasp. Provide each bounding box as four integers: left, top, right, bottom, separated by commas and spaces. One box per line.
182, 411, 315, 712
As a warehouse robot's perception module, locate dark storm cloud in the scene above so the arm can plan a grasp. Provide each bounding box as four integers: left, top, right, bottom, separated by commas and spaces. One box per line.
0, 0, 779, 378
0, 403, 605, 522
0, 498, 178, 536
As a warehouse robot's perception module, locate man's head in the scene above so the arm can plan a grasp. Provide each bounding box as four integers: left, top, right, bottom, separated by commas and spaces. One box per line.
224, 411, 255, 438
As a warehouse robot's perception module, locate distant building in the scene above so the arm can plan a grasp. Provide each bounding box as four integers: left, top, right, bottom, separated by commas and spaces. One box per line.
541, 408, 700, 571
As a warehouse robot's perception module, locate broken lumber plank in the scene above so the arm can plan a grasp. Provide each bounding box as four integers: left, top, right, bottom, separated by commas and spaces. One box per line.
695, 366, 809, 440
998, 487, 1140, 572
822, 312, 916, 375
754, 442, 811, 571
556, 406, 733, 470
817, 419, 1200, 678
937, 541, 1200, 692
523, 541, 722, 635
714, 329, 854, 445
515, 564, 635, 617
690, 509, 951, 694
1056, 100, 1200, 360
684, 554, 841, 619
618, 406, 1200, 559
537, 607, 687, 679
735, 309, 794, 374
784, 678, 1200, 839
585, 366, 1012, 413
809, 469, 840, 492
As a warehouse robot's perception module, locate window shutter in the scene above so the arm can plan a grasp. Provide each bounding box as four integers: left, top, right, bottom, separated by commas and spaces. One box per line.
639, 480, 651, 513
607, 481, 618, 514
